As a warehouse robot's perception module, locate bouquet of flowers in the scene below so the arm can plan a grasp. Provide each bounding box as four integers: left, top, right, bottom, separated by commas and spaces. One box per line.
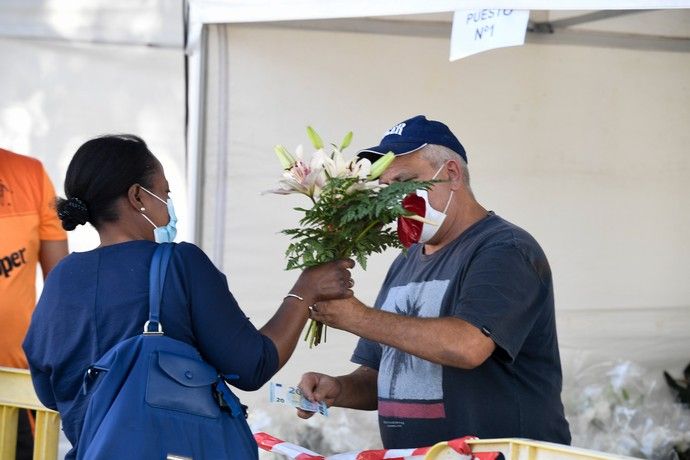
267, 127, 431, 347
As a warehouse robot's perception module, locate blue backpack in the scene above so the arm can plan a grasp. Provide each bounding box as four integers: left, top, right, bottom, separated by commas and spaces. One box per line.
74, 243, 258, 459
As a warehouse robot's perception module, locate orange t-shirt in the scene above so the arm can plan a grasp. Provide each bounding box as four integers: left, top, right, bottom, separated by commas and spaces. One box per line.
0, 148, 67, 368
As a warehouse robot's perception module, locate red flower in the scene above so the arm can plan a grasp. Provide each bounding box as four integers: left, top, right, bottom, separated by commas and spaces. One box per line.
398, 193, 425, 248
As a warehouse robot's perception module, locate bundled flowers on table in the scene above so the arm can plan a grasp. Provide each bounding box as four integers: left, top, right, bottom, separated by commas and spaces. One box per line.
267, 127, 432, 347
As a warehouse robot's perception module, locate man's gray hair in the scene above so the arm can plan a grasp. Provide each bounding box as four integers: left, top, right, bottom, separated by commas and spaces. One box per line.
421, 144, 471, 190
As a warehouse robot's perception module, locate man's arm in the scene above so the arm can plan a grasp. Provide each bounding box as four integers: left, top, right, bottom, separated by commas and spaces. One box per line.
297, 365, 378, 419
39, 240, 68, 279
36, 162, 68, 279
310, 299, 495, 369
312, 243, 548, 370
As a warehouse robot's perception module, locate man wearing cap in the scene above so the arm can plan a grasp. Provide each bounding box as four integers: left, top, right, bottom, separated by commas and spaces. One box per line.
298, 115, 571, 448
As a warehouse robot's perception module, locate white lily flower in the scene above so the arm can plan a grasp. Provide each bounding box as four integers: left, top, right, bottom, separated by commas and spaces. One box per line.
310, 148, 328, 173
293, 144, 305, 161
346, 179, 381, 195
281, 162, 311, 194
306, 168, 326, 199
265, 159, 326, 199
329, 148, 350, 178
348, 157, 372, 181
319, 150, 339, 178
268, 130, 394, 200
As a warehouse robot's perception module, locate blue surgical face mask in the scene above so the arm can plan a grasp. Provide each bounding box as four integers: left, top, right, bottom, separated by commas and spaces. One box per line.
140, 186, 177, 243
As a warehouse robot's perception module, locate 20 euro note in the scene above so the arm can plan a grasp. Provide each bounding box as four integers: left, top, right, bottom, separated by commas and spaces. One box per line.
269, 382, 329, 416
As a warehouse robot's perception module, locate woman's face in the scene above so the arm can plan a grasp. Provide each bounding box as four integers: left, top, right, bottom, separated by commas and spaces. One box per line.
139, 164, 171, 230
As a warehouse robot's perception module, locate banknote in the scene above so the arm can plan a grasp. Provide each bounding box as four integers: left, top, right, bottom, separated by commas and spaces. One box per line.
269, 382, 329, 416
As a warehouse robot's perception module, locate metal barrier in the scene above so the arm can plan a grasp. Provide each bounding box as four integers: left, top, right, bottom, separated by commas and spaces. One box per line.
0, 367, 59, 460
466, 438, 641, 460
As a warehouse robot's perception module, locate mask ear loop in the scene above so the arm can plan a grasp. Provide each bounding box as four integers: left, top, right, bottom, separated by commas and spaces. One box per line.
431, 162, 447, 180
138, 185, 168, 229
140, 186, 167, 206
431, 161, 453, 214
136, 185, 159, 229
140, 211, 157, 229
442, 191, 454, 214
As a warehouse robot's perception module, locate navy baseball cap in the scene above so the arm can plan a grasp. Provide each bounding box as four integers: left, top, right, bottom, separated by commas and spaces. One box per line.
357, 115, 467, 164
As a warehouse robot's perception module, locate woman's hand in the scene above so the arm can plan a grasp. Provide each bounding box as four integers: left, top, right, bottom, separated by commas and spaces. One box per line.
292, 259, 355, 304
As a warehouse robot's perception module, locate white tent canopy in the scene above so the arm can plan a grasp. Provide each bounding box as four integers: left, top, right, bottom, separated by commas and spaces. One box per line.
186, 0, 690, 25
186, 0, 690, 51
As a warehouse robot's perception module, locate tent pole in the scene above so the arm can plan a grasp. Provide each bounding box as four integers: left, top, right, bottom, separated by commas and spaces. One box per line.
211, 26, 230, 270
235, 17, 690, 53
185, 26, 207, 246
543, 9, 652, 28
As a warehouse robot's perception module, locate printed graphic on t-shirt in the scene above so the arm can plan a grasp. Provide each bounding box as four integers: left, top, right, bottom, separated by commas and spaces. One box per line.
377, 280, 449, 419
1, 247, 28, 278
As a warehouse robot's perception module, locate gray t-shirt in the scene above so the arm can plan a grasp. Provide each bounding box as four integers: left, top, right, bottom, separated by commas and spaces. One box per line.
352, 212, 571, 449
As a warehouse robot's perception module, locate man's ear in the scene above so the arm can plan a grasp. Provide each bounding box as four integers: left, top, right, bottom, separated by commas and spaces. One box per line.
127, 184, 144, 211
445, 159, 464, 191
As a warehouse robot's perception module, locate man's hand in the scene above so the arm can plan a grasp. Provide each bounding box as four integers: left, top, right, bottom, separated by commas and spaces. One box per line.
296, 372, 342, 419
309, 297, 367, 332
293, 259, 355, 304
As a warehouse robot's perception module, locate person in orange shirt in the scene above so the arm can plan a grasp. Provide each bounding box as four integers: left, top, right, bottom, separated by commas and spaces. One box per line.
0, 148, 68, 460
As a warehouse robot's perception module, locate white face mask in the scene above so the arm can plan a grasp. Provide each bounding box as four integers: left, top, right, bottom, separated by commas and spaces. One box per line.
139, 187, 177, 243
416, 163, 453, 244
416, 189, 453, 243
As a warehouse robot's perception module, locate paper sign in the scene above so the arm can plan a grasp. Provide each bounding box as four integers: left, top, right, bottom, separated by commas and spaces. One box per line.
450, 9, 530, 61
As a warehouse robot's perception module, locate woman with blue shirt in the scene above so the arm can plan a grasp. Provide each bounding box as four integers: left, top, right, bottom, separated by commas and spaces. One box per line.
22, 134, 354, 458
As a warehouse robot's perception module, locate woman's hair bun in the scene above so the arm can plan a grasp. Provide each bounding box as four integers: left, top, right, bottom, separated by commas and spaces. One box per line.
56, 196, 90, 231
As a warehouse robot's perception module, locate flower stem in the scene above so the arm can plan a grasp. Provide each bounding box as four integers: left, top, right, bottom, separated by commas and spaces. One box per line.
306, 319, 320, 348
354, 220, 380, 245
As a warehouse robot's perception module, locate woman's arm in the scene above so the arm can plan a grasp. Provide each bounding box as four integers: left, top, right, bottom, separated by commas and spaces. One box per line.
260, 259, 355, 369
180, 243, 353, 390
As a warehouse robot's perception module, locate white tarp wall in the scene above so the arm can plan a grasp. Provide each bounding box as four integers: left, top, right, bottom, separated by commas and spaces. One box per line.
196, 19, 690, 414
0, 0, 189, 251
0, 2, 187, 456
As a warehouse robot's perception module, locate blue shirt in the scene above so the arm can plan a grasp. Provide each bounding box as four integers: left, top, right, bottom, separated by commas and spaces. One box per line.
352, 213, 571, 448
23, 241, 278, 447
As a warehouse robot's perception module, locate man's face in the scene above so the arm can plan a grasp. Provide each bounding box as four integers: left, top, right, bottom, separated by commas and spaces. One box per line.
379, 151, 451, 213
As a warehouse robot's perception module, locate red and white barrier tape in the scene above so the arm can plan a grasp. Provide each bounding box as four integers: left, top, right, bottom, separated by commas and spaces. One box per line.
254, 432, 502, 460
255, 432, 324, 459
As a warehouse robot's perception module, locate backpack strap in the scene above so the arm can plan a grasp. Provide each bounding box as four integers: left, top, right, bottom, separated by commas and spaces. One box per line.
144, 243, 175, 335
